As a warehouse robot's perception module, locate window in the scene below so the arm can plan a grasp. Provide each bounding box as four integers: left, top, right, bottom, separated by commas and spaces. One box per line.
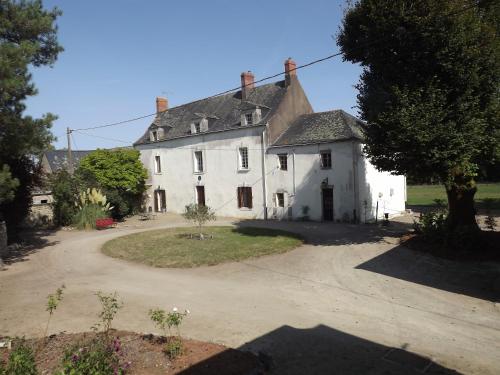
194, 151, 204, 172
237, 187, 252, 209
239, 147, 249, 170
41, 199, 48, 204
152, 130, 158, 141
154, 155, 162, 173
276, 192, 285, 207
245, 113, 253, 125
194, 122, 201, 133
320, 151, 332, 169
278, 154, 288, 171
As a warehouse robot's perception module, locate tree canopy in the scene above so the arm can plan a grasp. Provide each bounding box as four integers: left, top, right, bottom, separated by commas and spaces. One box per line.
0, 0, 63, 234
77, 149, 148, 218
338, 0, 499, 229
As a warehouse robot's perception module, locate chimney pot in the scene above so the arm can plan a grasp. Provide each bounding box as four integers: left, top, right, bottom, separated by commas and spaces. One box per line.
156, 97, 168, 114
240, 71, 255, 100
284, 58, 297, 86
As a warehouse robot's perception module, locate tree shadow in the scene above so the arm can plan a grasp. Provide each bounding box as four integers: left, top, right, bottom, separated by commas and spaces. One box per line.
233, 219, 412, 246
356, 241, 500, 302
1, 228, 59, 267
178, 324, 459, 374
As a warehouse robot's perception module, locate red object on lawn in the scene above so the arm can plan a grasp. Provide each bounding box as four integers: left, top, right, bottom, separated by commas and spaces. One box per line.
96, 218, 115, 229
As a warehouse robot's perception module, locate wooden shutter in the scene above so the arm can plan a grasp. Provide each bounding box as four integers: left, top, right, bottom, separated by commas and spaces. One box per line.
248, 187, 253, 209
237, 187, 242, 208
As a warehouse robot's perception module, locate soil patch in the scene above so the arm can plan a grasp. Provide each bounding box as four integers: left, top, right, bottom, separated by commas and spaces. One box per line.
0, 331, 259, 375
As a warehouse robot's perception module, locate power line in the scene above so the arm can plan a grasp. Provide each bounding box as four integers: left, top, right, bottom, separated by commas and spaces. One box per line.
70, 0, 486, 135
72, 130, 132, 144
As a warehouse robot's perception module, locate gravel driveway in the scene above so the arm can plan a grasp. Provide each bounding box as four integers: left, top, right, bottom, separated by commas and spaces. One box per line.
0, 214, 499, 374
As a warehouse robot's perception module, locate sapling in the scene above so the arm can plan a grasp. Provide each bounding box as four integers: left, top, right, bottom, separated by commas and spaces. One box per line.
182, 204, 216, 240
92, 291, 123, 339
44, 284, 65, 340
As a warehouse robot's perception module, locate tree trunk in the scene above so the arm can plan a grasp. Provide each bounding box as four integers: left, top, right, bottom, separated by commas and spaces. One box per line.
445, 183, 479, 231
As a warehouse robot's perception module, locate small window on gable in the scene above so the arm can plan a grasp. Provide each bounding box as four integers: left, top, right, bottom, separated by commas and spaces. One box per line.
239, 147, 249, 170
154, 155, 162, 173
151, 130, 158, 141
320, 150, 332, 169
41, 199, 48, 204
278, 154, 288, 171
245, 113, 253, 125
194, 122, 201, 133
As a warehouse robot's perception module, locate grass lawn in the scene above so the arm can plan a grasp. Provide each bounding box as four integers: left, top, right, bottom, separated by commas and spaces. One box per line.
102, 226, 303, 268
407, 183, 500, 208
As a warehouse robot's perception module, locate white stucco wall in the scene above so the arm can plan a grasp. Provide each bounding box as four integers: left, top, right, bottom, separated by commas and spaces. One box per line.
135, 126, 267, 219
266, 141, 406, 222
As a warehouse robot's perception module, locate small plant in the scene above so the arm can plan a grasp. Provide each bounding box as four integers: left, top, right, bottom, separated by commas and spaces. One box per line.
92, 291, 123, 337
58, 337, 130, 375
182, 204, 216, 239
1, 341, 37, 375
149, 307, 189, 359
44, 284, 65, 340
413, 209, 448, 240
73, 188, 112, 230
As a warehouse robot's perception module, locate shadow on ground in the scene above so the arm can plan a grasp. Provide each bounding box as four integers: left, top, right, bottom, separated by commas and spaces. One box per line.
356, 242, 500, 302
179, 324, 459, 375
1, 228, 59, 267
234, 219, 412, 246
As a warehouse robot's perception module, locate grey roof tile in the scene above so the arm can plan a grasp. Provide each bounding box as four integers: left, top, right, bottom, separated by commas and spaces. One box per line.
134, 81, 287, 145
44, 150, 93, 172
272, 110, 365, 147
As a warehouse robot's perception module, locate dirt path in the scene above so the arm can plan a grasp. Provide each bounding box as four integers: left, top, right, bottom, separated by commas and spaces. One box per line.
1, 214, 499, 374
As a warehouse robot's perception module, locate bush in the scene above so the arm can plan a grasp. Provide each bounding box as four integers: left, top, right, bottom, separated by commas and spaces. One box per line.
73, 204, 109, 230
413, 209, 448, 240
0, 341, 37, 375
50, 170, 79, 227
58, 337, 129, 375
182, 204, 216, 239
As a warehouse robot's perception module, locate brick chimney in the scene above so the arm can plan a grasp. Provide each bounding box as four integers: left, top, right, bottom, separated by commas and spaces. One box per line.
240, 71, 254, 100
284, 57, 297, 86
156, 97, 168, 114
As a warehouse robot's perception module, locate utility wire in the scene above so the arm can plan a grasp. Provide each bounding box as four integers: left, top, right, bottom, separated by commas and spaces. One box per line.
70, 0, 487, 135
72, 130, 132, 144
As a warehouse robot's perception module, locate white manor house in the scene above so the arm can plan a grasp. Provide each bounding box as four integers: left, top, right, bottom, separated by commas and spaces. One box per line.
134, 58, 406, 222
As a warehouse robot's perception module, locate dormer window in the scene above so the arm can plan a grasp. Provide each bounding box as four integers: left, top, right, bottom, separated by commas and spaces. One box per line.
151, 130, 158, 141
245, 113, 253, 125
191, 118, 208, 134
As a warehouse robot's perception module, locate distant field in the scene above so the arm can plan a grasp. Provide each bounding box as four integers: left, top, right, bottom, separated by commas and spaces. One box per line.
407, 183, 500, 208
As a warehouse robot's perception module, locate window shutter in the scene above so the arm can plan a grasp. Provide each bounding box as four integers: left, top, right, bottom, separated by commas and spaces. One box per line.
190, 123, 197, 134
272, 193, 277, 208
248, 188, 253, 209
237, 187, 242, 208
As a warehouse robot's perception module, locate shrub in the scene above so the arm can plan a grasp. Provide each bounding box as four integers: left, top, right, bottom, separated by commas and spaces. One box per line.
58, 337, 129, 375
149, 307, 189, 359
50, 170, 79, 227
0, 341, 37, 375
182, 204, 216, 239
92, 292, 123, 337
413, 209, 449, 240
73, 188, 111, 230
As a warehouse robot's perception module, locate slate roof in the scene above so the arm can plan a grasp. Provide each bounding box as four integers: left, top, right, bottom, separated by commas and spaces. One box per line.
43, 150, 93, 172
272, 110, 365, 147
134, 81, 288, 145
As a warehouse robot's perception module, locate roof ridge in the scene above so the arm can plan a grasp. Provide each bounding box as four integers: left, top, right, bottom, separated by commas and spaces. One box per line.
157, 80, 284, 115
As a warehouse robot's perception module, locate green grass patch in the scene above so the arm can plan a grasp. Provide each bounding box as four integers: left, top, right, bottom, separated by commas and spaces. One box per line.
102, 226, 303, 268
407, 183, 500, 208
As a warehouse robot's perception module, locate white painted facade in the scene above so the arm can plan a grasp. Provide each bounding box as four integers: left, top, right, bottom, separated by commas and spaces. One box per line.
137, 132, 406, 223
266, 141, 406, 222
136, 125, 268, 219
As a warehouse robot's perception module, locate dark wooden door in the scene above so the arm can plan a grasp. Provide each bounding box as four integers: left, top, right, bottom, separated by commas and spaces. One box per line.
196, 186, 205, 206
322, 188, 334, 221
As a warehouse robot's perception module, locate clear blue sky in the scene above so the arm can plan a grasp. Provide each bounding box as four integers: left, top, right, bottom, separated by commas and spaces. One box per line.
26, 0, 362, 150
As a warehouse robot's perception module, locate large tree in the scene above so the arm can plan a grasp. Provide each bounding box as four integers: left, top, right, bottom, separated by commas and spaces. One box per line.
0, 0, 63, 235
338, 0, 499, 232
